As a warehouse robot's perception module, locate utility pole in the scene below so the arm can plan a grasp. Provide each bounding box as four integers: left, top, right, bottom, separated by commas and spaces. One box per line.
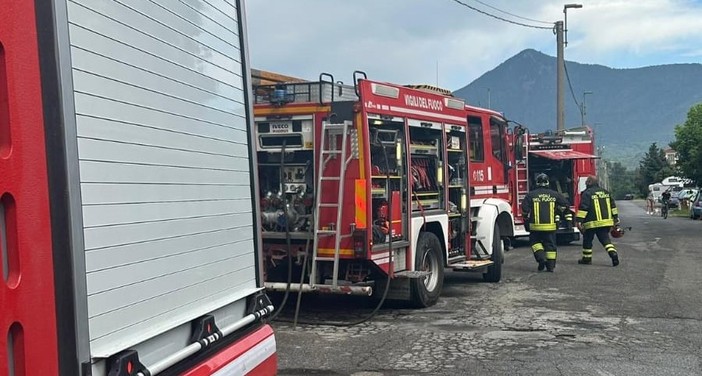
557, 4, 582, 132
556, 20, 565, 131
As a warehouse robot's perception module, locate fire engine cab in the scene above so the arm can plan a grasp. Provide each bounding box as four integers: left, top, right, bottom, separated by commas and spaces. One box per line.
510, 127, 598, 243
253, 73, 514, 307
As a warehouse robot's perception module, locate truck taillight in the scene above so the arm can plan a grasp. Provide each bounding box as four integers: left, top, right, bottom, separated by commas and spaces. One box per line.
353, 229, 368, 258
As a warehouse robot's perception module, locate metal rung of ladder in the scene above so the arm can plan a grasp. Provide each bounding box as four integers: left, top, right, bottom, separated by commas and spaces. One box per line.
310, 121, 353, 289
515, 133, 530, 199
324, 124, 347, 132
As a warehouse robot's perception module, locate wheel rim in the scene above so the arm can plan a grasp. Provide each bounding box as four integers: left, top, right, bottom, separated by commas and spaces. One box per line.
421, 248, 439, 291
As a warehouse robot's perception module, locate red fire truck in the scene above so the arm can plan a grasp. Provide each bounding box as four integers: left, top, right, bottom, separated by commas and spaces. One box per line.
253, 74, 514, 307
509, 127, 598, 243
1, 1, 276, 375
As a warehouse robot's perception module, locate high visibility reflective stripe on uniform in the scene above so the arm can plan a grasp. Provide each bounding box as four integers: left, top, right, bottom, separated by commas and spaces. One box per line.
532, 243, 544, 252
582, 249, 593, 259
529, 200, 557, 231
578, 187, 617, 229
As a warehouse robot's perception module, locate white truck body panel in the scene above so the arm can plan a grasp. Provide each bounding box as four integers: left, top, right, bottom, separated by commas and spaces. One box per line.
51, 0, 261, 369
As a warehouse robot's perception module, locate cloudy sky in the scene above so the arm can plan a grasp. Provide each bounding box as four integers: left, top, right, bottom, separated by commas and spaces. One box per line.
245, 0, 702, 90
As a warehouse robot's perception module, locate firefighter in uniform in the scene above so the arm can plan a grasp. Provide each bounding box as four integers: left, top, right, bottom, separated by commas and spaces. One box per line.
576, 175, 620, 266
521, 173, 572, 272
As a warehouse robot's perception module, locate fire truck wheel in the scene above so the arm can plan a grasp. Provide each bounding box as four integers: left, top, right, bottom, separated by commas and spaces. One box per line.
483, 224, 503, 283
411, 232, 444, 308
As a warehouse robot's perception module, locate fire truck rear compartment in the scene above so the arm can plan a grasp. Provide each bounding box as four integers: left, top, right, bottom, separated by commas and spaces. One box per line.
527, 154, 581, 243
528, 155, 576, 206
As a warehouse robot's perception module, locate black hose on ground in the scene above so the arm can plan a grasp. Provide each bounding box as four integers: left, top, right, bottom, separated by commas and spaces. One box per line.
291, 227, 312, 329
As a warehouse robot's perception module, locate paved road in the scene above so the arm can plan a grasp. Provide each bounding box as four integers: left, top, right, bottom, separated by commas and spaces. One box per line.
272, 200, 702, 375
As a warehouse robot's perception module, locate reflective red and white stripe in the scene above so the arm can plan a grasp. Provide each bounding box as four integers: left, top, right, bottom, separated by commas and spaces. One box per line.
182, 325, 277, 376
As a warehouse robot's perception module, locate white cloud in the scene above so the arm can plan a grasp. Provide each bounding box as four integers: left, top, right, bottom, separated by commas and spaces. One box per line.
245, 0, 702, 88
556, 0, 702, 65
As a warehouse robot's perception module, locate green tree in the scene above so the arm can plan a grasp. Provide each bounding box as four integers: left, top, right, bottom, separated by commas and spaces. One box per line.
671, 103, 702, 185
637, 143, 675, 195
607, 161, 636, 199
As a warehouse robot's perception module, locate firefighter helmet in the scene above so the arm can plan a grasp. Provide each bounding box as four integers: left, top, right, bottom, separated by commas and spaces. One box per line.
610, 224, 625, 238
535, 173, 550, 187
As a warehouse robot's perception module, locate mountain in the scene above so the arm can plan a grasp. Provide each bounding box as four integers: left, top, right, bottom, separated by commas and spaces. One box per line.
453, 49, 702, 167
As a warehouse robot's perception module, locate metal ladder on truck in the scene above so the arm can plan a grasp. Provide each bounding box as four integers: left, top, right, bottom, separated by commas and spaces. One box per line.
310, 121, 355, 291
515, 133, 530, 210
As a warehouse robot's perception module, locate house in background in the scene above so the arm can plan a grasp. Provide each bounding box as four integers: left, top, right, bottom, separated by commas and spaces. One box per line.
664, 147, 678, 166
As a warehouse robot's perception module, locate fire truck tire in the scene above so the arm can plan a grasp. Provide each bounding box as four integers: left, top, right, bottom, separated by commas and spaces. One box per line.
411, 232, 444, 308
483, 224, 503, 283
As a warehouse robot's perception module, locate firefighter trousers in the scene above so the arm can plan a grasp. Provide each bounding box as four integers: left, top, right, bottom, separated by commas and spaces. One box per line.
581, 227, 618, 264
529, 231, 557, 271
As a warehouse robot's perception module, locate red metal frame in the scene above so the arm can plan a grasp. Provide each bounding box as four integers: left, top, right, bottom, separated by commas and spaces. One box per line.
0, 0, 60, 374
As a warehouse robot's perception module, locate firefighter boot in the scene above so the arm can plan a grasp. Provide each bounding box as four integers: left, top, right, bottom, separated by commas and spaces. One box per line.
578, 249, 593, 265
546, 260, 556, 272
546, 251, 557, 272
604, 244, 619, 266
534, 250, 546, 271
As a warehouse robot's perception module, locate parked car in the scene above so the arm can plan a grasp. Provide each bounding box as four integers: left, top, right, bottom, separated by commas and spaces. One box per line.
690, 190, 702, 219
674, 189, 698, 211
624, 194, 635, 200
679, 189, 698, 201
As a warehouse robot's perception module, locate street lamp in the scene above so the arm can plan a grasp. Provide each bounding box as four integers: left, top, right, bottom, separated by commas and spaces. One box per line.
581, 91, 593, 126
556, 3, 583, 131
563, 4, 583, 47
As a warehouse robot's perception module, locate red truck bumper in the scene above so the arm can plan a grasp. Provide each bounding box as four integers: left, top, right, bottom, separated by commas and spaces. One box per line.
182, 324, 277, 376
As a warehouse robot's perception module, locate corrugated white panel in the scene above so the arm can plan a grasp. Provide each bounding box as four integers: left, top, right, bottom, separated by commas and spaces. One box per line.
74, 93, 249, 142
66, 0, 258, 358
85, 226, 252, 271
79, 161, 249, 185
80, 183, 252, 205
82, 199, 253, 228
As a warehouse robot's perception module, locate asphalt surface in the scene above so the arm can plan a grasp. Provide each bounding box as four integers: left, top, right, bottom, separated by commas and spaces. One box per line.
272, 200, 702, 375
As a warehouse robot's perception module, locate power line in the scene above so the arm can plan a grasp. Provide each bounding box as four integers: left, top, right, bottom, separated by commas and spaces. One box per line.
448, 0, 553, 30
563, 63, 583, 117
469, 0, 553, 25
